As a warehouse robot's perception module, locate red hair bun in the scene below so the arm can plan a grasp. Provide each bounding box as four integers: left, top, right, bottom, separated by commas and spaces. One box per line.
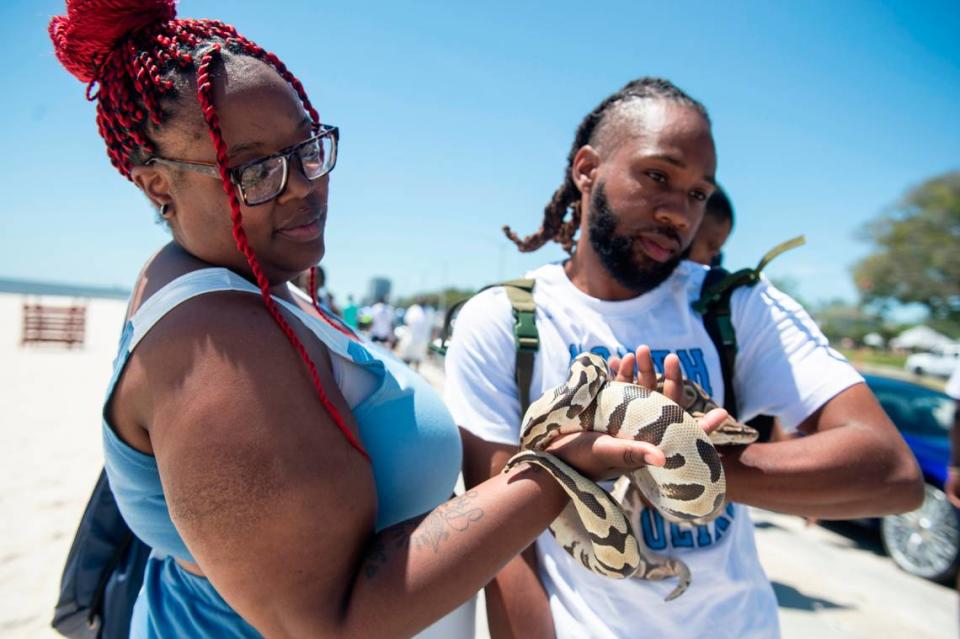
49, 0, 177, 82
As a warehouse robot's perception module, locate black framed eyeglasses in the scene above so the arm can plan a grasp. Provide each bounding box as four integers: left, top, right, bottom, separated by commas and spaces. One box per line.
146, 124, 339, 206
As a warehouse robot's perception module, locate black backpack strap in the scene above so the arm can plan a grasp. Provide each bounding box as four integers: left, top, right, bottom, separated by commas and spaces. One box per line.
693, 235, 807, 418
696, 266, 742, 417
432, 279, 539, 415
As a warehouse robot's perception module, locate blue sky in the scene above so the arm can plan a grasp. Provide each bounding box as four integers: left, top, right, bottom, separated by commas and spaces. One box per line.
2, 0, 958, 307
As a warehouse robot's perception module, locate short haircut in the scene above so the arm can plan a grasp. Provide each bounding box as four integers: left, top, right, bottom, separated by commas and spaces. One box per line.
705, 185, 734, 228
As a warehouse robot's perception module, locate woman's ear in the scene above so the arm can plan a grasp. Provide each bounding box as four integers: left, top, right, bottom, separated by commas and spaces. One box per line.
571, 145, 600, 196
130, 165, 174, 215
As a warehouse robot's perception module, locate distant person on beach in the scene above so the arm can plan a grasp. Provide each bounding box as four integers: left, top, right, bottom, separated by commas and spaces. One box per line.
444, 77, 923, 638
369, 297, 395, 346
688, 185, 733, 267
398, 298, 434, 370
342, 294, 359, 329
49, 2, 695, 637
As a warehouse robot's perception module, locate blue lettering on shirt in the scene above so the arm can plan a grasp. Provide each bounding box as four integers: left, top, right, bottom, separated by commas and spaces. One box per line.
696, 524, 713, 547
639, 506, 736, 550
676, 348, 713, 396
640, 509, 668, 551
669, 523, 695, 548
714, 515, 731, 541
567, 343, 714, 399
650, 350, 671, 373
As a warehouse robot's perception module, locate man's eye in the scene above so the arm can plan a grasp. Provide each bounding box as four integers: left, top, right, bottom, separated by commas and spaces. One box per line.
645, 171, 667, 184
690, 190, 708, 201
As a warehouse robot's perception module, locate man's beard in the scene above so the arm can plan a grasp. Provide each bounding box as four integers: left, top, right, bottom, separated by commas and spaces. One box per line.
587, 183, 687, 295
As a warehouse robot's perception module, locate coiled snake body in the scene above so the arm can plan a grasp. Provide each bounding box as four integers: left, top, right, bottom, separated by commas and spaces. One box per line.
504, 352, 756, 600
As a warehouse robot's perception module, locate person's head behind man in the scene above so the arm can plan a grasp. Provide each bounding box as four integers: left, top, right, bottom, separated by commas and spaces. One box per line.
689, 186, 734, 267
504, 77, 717, 299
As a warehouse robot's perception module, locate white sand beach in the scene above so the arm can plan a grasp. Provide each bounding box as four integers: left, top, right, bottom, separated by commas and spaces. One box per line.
0, 292, 127, 637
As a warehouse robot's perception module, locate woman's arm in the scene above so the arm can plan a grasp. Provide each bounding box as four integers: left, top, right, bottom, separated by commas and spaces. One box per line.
461, 430, 555, 639
134, 293, 667, 639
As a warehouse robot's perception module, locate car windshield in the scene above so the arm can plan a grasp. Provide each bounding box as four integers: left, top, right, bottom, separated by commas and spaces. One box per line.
869, 379, 953, 438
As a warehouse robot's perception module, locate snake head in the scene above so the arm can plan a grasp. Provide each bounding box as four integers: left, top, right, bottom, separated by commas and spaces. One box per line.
660, 378, 759, 446
519, 352, 610, 449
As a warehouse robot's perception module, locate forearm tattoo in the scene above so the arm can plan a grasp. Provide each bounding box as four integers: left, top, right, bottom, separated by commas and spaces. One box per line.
412, 490, 484, 553
360, 491, 484, 578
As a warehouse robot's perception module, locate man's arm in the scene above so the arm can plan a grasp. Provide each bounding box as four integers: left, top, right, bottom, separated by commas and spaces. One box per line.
444, 289, 555, 639
461, 430, 555, 639
721, 382, 923, 518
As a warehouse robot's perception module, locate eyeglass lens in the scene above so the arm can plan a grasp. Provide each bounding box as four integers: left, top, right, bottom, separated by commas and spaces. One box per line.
238, 133, 335, 205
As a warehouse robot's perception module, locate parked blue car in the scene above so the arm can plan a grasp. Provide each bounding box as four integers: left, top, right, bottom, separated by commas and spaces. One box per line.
863, 373, 958, 583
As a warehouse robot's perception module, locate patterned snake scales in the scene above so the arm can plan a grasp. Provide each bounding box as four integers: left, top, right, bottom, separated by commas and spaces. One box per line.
503, 352, 757, 601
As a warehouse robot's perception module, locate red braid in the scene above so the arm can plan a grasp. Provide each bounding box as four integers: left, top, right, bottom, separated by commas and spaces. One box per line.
50, 0, 369, 461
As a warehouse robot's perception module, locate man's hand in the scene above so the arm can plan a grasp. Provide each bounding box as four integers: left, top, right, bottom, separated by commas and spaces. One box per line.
609, 345, 727, 439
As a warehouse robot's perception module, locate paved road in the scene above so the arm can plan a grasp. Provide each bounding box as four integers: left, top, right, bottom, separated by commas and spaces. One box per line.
751, 509, 955, 639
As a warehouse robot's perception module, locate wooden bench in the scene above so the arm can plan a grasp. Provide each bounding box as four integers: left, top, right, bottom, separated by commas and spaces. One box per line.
21, 302, 87, 348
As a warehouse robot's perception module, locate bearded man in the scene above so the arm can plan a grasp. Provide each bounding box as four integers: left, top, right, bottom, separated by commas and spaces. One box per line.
444, 78, 922, 639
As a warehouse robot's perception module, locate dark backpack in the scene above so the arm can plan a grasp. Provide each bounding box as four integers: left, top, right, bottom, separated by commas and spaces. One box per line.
434, 236, 805, 421
52, 468, 151, 639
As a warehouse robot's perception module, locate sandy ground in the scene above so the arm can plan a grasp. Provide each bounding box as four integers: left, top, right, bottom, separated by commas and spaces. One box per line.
0, 293, 126, 638
1, 292, 957, 638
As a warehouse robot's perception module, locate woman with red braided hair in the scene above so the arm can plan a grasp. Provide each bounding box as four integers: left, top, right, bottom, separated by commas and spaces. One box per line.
48, 1, 711, 637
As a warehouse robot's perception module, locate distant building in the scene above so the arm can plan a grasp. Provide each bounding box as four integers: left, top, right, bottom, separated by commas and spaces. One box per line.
367, 277, 392, 304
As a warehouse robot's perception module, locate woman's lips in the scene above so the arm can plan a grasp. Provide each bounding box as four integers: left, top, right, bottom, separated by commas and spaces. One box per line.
277, 216, 323, 241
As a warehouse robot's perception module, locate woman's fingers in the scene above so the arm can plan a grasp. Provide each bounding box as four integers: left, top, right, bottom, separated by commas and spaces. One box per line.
546, 432, 665, 481
661, 353, 683, 403
635, 345, 657, 389
593, 435, 665, 470
697, 408, 729, 436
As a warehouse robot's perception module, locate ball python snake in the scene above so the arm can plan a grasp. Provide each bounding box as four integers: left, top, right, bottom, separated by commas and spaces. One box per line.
503, 352, 757, 600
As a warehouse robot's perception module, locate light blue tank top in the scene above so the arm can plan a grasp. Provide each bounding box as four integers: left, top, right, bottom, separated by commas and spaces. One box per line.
102, 268, 462, 638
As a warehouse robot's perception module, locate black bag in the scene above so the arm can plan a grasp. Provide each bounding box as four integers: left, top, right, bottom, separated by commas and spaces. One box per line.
52, 468, 151, 639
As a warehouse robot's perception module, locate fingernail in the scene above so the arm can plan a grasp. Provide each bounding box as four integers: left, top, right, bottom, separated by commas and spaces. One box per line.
644, 453, 663, 466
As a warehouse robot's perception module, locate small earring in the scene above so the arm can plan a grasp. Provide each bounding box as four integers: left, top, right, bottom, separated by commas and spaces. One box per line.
159, 203, 170, 218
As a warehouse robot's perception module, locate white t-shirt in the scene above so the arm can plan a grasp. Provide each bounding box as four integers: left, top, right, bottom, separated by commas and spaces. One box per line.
444, 261, 863, 639
946, 364, 960, 400
404, 304, 435, 343
370, 302, 395, 340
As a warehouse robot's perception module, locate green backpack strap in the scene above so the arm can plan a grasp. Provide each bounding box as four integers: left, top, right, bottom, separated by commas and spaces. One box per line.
692, 235, 806, 417
433, 279, 539, 415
